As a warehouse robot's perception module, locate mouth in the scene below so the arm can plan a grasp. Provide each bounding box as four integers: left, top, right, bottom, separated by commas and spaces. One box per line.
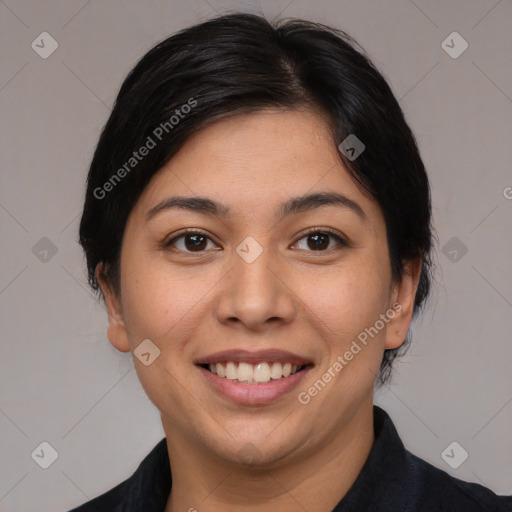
195, 349, 314, 405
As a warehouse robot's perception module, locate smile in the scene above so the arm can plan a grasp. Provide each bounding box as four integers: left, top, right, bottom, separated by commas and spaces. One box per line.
195, 349, 313, 405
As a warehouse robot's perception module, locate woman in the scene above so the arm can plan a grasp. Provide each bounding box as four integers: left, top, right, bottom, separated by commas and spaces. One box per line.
71, 13, 511, 512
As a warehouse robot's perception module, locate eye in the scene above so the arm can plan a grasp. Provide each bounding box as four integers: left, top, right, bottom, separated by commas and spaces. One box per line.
164, 229, 218, 253
293, 229, 348, 252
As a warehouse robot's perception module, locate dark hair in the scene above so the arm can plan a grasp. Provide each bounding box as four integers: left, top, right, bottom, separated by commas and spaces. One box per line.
79, 13, 435, 386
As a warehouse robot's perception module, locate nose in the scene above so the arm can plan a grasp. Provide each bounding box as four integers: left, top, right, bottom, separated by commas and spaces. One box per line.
214, 242, 297, 332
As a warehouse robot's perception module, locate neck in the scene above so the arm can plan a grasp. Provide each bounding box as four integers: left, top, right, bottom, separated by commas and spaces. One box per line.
164, 399, 375, 512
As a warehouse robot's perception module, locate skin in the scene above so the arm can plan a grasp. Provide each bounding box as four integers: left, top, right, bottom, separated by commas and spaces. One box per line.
97, 108, 421, 512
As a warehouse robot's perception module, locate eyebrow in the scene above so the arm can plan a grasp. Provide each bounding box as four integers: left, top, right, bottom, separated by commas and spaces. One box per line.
145, 191, 366, 222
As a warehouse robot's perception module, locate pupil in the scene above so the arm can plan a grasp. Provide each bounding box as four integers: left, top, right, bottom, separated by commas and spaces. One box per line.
308, 233, 329, 250
185, 234, 207, 251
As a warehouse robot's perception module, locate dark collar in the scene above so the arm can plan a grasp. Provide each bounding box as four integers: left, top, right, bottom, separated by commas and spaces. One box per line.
332, 404, 414, 511
137, 405, 411, 511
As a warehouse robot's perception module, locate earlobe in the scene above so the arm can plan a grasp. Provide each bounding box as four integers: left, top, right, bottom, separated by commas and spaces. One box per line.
96, 263, 131, 353
384, 258, 422, 350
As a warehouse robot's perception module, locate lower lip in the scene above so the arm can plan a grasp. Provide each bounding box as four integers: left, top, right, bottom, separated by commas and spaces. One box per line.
198, 365, 311, 405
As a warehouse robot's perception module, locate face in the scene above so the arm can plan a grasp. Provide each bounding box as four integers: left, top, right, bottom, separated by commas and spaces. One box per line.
99, 108, 419, 468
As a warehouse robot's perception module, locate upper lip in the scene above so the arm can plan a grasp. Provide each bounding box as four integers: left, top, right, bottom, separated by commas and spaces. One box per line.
195, 349, 312, 366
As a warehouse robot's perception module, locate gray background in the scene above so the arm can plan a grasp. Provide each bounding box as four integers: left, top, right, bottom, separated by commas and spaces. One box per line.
0, 0, 511, 510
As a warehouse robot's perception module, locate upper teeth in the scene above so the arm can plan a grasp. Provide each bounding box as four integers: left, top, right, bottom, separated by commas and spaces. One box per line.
208, 362, 302, 383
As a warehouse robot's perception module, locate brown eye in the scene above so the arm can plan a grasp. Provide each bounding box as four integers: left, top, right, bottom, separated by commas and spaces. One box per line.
294, 230, 347, 252
183, 233, 208, 251
307, 233, 329, 250
165, 231, 217, 252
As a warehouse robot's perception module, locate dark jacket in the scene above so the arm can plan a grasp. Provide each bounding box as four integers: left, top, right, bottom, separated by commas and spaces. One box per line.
69, 405, 512, 511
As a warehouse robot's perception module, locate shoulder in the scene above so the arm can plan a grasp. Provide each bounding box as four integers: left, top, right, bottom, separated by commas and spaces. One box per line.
406, 450, 512, 512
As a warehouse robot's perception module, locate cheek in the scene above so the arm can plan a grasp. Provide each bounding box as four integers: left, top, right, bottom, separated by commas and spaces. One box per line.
118, 258, 215, 409
119, 252, 220, 346
296, 258, 391, 340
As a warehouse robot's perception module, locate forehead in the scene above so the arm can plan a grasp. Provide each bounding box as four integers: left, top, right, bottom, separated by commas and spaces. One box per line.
131, 109, 381, 224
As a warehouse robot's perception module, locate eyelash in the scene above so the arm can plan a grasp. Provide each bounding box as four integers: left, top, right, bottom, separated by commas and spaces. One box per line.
163, 227, 348, 254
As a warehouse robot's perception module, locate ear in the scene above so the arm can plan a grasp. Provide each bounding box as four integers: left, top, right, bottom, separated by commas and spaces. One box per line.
384, 257, 422, 350
96, 263, 131, 353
